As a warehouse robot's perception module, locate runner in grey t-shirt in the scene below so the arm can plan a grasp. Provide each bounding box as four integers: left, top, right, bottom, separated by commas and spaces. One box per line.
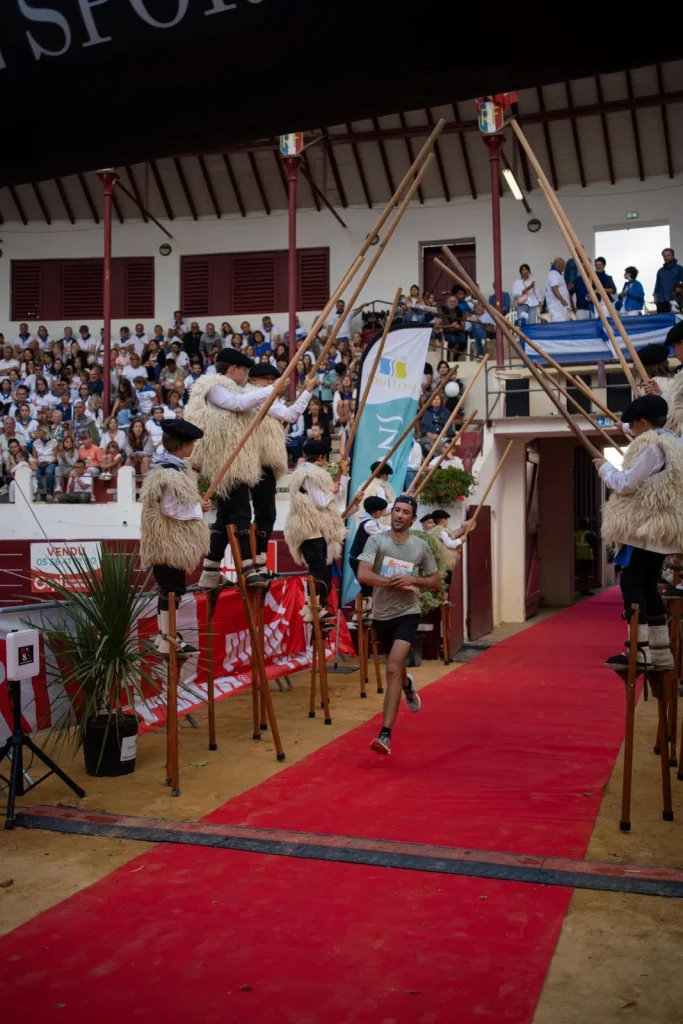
358, 493, 441, 756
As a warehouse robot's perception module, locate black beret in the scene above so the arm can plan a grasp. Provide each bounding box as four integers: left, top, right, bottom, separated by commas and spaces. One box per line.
216, 347, 253, 370
370, 460, 393, 475
303, 439, 331, 458
419, 512, 435, 523
636, 343, 670, 366
364, 496, 388, 514
666, 321, 683, 348
161, 419, 204, 441
621, 394, 669, 424
249, 362, 280, 379
431, 509, 451, 522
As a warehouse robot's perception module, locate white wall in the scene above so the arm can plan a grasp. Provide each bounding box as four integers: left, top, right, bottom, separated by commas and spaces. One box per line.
2, 174, 682, 337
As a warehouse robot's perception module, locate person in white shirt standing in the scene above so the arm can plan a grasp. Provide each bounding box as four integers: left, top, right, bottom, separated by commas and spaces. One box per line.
261, 316, 282, 349
512, 264, 543, 325
348, 496, 389, 609
545, 258, 572, 322
596, 394, 683, 677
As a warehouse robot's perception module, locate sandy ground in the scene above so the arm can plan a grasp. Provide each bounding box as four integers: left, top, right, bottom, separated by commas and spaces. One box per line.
2, 610, 682, 1023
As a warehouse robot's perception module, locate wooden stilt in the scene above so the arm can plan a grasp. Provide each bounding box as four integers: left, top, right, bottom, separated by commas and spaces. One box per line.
356, 594, 367, 699
227, 526, 285, 760
371, 628, 383, 694
619, 605, 639, 832
654, 674, 674, 821
668, 605, 680, 767
249, 524, 268, 734
308, 576, 332, 724
309, 636, 318, 718
205, 589, 219, 751
166, 592, 180, 797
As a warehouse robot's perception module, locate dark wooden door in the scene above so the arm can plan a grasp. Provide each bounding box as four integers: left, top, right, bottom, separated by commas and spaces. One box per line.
449, 555, 465, 655
573, 445, 601, 592
423, 242, 476, 301
466, 504, 493, 639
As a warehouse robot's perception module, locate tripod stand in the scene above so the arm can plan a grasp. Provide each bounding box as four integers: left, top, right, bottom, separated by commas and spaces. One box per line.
0, 679, 85, 829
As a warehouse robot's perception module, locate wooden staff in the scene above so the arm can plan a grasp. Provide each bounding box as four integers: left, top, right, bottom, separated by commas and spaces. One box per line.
166, 592, 180, 796
462, 441, 514, 539
510, 117, 648, 386
535, 366, 621, 449
408, 357, 488, 492
413, 408, 479, 498
341, 364, 459, 517
310, 153, 436, 377
620, 604, 639, 832
536, 178, 639, 393
436, 254, 603, 460
341, 287, 403, 458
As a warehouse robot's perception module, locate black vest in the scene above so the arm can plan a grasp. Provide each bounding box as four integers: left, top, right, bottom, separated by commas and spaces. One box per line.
349, 519, 372, 561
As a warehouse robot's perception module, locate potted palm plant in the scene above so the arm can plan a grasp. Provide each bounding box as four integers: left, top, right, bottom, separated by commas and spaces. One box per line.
32, 544, 163, 777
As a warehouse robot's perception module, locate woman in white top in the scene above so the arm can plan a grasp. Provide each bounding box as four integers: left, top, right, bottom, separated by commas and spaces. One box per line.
100, 415, 128, 453
512, 264, 543, 324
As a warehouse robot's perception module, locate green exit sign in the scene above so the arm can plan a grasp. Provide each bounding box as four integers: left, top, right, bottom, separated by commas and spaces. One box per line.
626, 211, 639, 220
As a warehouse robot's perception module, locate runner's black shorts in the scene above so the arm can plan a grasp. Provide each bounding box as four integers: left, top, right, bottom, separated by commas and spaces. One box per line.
371, 614, 421, 654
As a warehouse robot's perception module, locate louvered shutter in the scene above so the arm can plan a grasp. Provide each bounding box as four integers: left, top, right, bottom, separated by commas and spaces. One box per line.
181, 256, 210, 316
61, 260, 103, 318
124, 258, 154, 318
11, 261, 42, 320
232, 252, 276, 314
298, 248, 330, 310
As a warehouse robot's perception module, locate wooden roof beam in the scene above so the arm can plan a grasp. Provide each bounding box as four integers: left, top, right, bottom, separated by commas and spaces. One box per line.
397, 112, 424, 204
124, 165, 148, 222
8, 185, 28, 225
31, 182, 51, 224
222, 153, 246, 217
536, 86, 559, 190
625, 69, 645, 181
345, 120, 372, 208
452, 101, 476, 199
301, 150, 321, 212
173, 156, 198, 220
197, 155, 222, 218
595, 76, 616, 185
564, 81, 586, 188
149, 160, 175, 220
247, 151, 270, 215
54, 176, 75, 224
656, 64, 674, 179
77, 172, 100, 224
321, 127, 348, 208
424, 108, 450, 201
371, 116, 396, 198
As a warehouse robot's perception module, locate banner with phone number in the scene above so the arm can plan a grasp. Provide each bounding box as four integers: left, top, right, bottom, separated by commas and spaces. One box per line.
0, 577, 353, 744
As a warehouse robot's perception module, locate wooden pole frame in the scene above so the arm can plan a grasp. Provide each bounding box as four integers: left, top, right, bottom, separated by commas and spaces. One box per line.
536, 177, 640, 393
535, 365, 621, 449
620, 604, 639, 831
341, 364, 460, 517
165, 592, 180, 796
342, 287, 403, 458
413, 408, 479, 499
408, 356, 489, 493
436, 254, 603, 460
510, 117, 648, 386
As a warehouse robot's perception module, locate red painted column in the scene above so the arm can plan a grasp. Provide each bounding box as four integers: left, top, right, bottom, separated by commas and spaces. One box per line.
484, 135, 505, 366
284, 157, 302, 399
97, 169, 117, 414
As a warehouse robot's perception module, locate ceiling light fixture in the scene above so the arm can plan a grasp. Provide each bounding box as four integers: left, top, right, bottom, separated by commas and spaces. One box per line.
502, 167, 524, 201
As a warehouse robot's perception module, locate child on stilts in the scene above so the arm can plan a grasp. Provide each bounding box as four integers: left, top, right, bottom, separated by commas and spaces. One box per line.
139, 419, 211, 654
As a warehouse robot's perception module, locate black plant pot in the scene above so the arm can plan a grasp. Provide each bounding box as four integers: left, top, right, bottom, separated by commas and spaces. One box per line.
83, 712, 139, 777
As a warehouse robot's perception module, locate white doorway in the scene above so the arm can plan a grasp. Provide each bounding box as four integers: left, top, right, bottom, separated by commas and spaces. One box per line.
594, 224, 670, 309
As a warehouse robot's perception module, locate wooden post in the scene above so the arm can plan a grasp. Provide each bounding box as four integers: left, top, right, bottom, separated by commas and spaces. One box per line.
205, 589, 219, 751
309, 632, 318, 718
441, 603, 451, 665
166, 592, 180, 797
356, 593, 367, 699
657, 678, 674, 822
667, 606, 680, 767
620, 605, 639, 832
371, 628, 383, 694
308, 576, 332, 724
341, 287, 403, 458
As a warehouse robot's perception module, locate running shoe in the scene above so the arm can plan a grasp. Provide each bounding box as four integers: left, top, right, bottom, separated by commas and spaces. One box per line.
370, 733, 391, 755
402, 673, 421, 712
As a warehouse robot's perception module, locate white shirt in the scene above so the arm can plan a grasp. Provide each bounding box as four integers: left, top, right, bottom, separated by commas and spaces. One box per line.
512, 277, 542, 307
262, 324, 282, 346
171, 350, 189, 369
325, 309, 354, 339
0, 359, 19, 377
13, 334, 33, 347
160, 489, 203, 521
184, 373, 202, 391
33, 438, 58, 464
135, 386, 157, 416
168, 322, 188, 334
122, 364, 145, 384
358, 513, 389, 537
408, 440, 422, 470
266, 389, 311, 424
145, 420, 165, 447
101, 428, 127, 451
132, 334, 148, 356
546, 269, 570, 321
207, 383, 274, 412
439, 528, 462, 550
304, 473, 349, 512
429, 454, 464, 470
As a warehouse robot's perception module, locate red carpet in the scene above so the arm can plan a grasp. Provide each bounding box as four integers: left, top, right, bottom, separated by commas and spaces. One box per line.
0, 591, 628, 1024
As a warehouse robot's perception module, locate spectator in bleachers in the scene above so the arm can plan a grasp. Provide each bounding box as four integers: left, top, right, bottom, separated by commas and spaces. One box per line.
145, 406, 166, 448
99, 440, 123, 480
618, 267, 645, 316
0, 379, 12, 414
36, 325, 52, 348
33, 426, 58, 500
71, 401, 99, 444
170, 310, 187, 336
14, 323, 33, 348
125, 418, 153, 477
304, 396, 331, 439
546, 258, 572, 322
654, 248, 683, 313
169, 340, 189, 370
200, 322, 221, 357
183, 359, 204, 391
133, 375, 157, 416
488, 285, 511, 315
112, 379, 138, 428
0, 345, 19, 377
511, 264, 542, 324
261, 316, 281, 348
16, 403, 37, 441
239, 321, 253, 345
183, 321, 203, 359
49, 409, 65, 443
57, 458, 93, 503
132, 324, 148, 354
54, 436, 77, 493
142, 338, 165, 381
78, 433, 102, 477
419, 392, 453, 456
101, 415, 127, 452
252, 330, 270, 358
440, 295, 468, 356
78, 324, 96, 352
221, 321, 234, 342
163, 391, 183, 419
9, 384, 33, 419
159, 357, 183, 391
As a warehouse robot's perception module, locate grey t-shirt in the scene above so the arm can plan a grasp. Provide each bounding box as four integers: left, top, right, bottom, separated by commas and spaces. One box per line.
358, 531, 437, 620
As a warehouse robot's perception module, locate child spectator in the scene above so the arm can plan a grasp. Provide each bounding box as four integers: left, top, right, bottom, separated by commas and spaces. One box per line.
99, 441, 123, 480
58, 458, 93, 503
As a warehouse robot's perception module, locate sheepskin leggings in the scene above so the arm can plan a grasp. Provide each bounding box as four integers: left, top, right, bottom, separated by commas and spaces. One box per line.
620, 547, 666, 623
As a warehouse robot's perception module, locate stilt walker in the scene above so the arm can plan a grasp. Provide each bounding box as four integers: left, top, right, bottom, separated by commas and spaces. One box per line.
139, 419, 211, 791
